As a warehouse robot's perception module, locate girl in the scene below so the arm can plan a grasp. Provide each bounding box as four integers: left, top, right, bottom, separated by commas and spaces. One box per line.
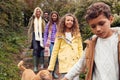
48, 13, 83, 80
44, 11, 60, 78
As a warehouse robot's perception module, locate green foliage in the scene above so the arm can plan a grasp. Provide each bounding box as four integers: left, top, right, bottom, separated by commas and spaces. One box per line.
0, 29, 27, 80
74, 0, 93, 44
112, 14, 120, 27
79, 73, 86, 79
0, 0, 24, 29
0, 49, 21, 80
0, 0, 27, 79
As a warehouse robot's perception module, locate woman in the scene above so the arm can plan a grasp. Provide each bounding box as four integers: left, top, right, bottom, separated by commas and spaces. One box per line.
28, 7, 45, 73
44, 11, 60, 78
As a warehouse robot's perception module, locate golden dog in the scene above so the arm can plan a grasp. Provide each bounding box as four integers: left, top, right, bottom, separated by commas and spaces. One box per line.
18, 60, 52, 80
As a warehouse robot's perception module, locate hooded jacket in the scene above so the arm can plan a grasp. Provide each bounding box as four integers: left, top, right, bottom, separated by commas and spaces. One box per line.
84, 30, 120, 80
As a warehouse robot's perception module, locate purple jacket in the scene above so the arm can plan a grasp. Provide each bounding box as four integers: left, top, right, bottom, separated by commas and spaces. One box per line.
43, 22, 57, 46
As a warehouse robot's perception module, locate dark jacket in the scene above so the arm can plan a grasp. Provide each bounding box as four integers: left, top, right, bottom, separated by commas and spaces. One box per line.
27, 16, 45, 49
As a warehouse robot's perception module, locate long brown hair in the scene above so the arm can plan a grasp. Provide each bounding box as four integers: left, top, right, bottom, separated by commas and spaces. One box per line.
48, 11, 60, 31
57, 13, 80, 37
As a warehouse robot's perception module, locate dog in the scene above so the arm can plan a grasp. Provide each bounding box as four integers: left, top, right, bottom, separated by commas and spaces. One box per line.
18, 60, 52, 80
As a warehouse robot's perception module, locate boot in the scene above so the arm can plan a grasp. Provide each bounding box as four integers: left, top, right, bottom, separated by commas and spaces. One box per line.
44, 56, 49, 68
40, 64, 44, 69
52, 57, 59, 79
52, 62, 59, 79
52, 71, 59, 79
39, 50, 44, 69
33, 56, 38, 73
39, 56, 44, 69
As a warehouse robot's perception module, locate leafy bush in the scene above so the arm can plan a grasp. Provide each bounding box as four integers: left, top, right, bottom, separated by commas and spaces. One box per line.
112, 14, 120, 27
0, 49, 21, 80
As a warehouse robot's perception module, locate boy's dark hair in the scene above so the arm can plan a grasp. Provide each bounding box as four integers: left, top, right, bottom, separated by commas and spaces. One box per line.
85, 2, 112, 22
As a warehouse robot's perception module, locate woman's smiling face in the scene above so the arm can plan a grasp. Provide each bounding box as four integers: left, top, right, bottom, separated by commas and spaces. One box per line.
35, 9, 41, 18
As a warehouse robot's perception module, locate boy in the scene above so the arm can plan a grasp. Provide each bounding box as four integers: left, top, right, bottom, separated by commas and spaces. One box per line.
61, 2, 120, 80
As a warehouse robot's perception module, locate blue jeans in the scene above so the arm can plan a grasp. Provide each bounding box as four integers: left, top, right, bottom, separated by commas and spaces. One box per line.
50, 43, 54, 56
49, 42, 58, 76
49, 42, 58, 63
32, 33, 44, 57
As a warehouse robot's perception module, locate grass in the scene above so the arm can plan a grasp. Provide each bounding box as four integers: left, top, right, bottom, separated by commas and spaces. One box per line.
0, 27, 28, 80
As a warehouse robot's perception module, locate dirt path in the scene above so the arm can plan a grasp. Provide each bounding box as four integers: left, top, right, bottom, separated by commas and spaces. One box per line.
16, 27, 60, 80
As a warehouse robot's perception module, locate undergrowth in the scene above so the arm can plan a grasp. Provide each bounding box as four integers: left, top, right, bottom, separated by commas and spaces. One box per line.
0, 27, 27, 80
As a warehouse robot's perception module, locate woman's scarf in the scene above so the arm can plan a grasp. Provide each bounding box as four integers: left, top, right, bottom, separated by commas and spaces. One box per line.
34, 17, 44, 47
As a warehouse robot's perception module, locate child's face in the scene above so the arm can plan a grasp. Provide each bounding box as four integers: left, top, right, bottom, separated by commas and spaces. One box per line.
88, 14, 114, 38
65, 16, 74, 30
51, 13, 58, 22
